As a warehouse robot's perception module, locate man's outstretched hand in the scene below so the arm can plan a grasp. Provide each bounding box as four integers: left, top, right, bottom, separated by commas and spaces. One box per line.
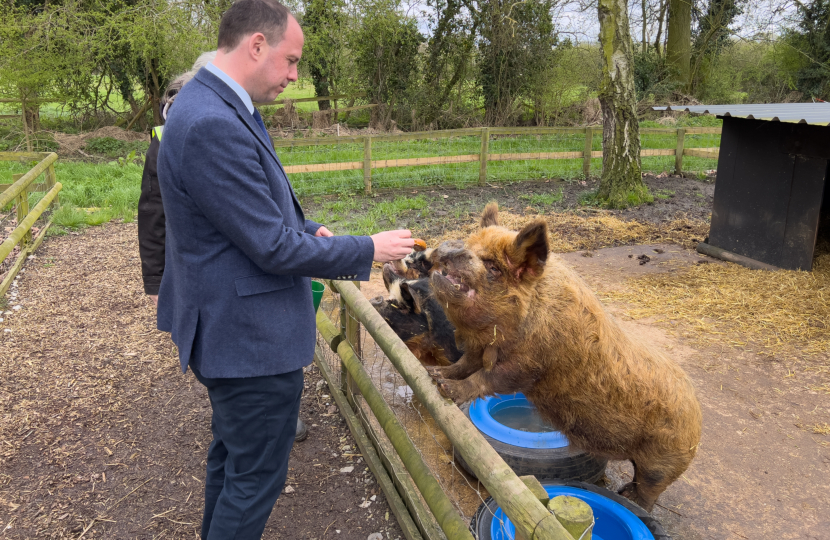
371, 230, 414, 262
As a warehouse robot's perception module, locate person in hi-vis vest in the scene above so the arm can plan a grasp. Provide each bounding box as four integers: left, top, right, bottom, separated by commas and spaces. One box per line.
138, 50, 216, 305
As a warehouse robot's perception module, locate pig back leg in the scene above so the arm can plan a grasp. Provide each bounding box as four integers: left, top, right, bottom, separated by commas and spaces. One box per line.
619, 448, 695, 512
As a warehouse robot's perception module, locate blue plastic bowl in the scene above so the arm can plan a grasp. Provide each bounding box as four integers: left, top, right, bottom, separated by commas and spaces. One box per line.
468, 393, 568, 449
489, 485, 654, 540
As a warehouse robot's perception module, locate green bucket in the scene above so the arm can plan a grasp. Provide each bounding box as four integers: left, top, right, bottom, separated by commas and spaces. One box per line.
312, 281, 326, 312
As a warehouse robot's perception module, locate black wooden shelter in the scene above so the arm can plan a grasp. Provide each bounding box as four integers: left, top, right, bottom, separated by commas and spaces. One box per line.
655, 104, 830, 271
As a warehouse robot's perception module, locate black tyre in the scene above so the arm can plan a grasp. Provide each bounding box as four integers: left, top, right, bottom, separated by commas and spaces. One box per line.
457, 402, 607, 483
470, 480, 671, 540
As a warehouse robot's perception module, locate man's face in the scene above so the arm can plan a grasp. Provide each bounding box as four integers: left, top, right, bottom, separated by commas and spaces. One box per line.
251, 17, 303, 103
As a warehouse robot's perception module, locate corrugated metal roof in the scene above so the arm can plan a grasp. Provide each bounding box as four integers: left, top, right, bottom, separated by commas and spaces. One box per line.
652, 103, 830, 126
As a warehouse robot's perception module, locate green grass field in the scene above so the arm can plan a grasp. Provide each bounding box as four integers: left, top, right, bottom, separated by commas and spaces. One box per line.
0, 119, 720, 231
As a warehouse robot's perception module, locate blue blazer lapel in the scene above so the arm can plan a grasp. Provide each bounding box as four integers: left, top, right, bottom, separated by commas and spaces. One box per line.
194, 69, 304, 213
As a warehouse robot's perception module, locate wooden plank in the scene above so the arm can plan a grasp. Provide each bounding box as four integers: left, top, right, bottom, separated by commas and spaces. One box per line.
372, 154, 479, 169
13, 174, 31, 246
313, 345, 426, 540
0, 222, 51, 297
0, 183, 47, 194
0, 151, 53, 161
255, 91, 366, 106
489, 151, 583, 161
683, 147, 720, 159
0, 152, 58, 209
0, 183, 61, 263
283, 161, 363, 174
271, 128, 485, 148
273, 136, 367, 148
488, 127, 587, 135
684, 127, 722, 134
0, 98, 62, 104
640, 148, 676, 157
333, 104, 377, 114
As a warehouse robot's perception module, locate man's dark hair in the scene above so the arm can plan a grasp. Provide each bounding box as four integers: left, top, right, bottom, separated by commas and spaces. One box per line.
218, 0, 292, 51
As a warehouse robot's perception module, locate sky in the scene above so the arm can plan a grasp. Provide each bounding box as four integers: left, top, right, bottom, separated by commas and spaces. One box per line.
399, 0, 800, 46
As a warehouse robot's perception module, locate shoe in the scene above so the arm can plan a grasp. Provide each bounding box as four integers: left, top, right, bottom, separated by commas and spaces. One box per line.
295, 418, 308, 442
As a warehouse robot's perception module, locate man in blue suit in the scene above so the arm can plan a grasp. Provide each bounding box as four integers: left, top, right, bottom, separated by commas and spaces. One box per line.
156, 1, 414, 537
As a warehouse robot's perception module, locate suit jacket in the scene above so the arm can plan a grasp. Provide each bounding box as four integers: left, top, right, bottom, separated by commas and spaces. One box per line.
156, 68, 374, 377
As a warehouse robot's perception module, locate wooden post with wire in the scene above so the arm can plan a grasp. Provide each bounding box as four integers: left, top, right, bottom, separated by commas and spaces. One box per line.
19, 92, 32, 152
12, 174, 31, 246
342, 281, 362, 410
675, 127, 686, 175
363, 136, 372, 195
583, 127, 593, 179
479, 127, 490, 185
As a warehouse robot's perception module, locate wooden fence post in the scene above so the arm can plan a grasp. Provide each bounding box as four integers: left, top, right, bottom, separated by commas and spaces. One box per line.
342, 281, 362, 410
12, 174, 31, 246
45, 163, 59, 208
479, 127, 490, 186
20, 92, 32, 153
675, 127, 686, 175
363, 136, 372, 195
583, 127, 593, 179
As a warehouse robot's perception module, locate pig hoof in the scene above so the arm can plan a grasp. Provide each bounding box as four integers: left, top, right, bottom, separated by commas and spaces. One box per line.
426, 366, 443, 379
618, 483, 653, 512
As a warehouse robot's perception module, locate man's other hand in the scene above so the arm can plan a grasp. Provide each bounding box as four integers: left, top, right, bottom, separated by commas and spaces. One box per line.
149, 295, 158, 307
371, 230, 414, 262
315, 226, 334, 237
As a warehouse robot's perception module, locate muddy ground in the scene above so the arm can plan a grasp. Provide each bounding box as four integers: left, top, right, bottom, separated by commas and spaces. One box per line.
1, 172, 828, 540
0, 224, 402, 540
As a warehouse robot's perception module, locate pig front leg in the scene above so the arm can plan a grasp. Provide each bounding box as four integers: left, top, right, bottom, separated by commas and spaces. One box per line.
426, 351, 483, 381
431, 361, 530, 404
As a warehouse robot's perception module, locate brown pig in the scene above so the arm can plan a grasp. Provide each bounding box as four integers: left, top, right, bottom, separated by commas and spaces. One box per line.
426, 202, 702, 512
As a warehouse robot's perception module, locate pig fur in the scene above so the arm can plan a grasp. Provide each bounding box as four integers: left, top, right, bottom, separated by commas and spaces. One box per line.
427, 202, 702, 512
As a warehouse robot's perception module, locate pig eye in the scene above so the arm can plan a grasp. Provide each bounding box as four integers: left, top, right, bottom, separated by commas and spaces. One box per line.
483, 260, 502, 278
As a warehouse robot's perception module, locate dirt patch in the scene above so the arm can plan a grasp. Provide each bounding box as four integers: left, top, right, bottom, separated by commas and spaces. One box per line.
53, 127, 148, 158
302, 174, 714, 250
0, 223, 403, 539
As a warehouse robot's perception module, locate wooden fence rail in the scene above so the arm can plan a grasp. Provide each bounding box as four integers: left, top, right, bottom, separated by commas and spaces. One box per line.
272, 127, 721, 194
317, 279, 584, 540
0, 152, 61, 296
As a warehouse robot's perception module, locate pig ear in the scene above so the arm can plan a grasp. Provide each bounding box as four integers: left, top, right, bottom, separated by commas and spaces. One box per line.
511, 220, 549, 280
480, 202, 499, 228
399, 282, 420, 313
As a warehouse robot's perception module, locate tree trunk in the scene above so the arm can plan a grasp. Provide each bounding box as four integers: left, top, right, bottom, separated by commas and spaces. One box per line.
597, 0, 649, 208
642, 0, 648, 52
654, 0, 667, 55
666, 0, 692, 88
311, 64, 331, 111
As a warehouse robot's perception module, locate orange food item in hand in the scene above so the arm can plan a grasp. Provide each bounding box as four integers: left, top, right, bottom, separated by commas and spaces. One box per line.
413, 238, 427, 252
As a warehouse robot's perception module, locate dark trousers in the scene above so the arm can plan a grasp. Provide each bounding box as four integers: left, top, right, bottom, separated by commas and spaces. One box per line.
191, 365, 303, 540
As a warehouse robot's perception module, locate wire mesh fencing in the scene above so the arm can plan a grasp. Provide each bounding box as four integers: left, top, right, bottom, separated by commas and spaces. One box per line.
276, 127, 721, 198
315, 287, 517, 539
